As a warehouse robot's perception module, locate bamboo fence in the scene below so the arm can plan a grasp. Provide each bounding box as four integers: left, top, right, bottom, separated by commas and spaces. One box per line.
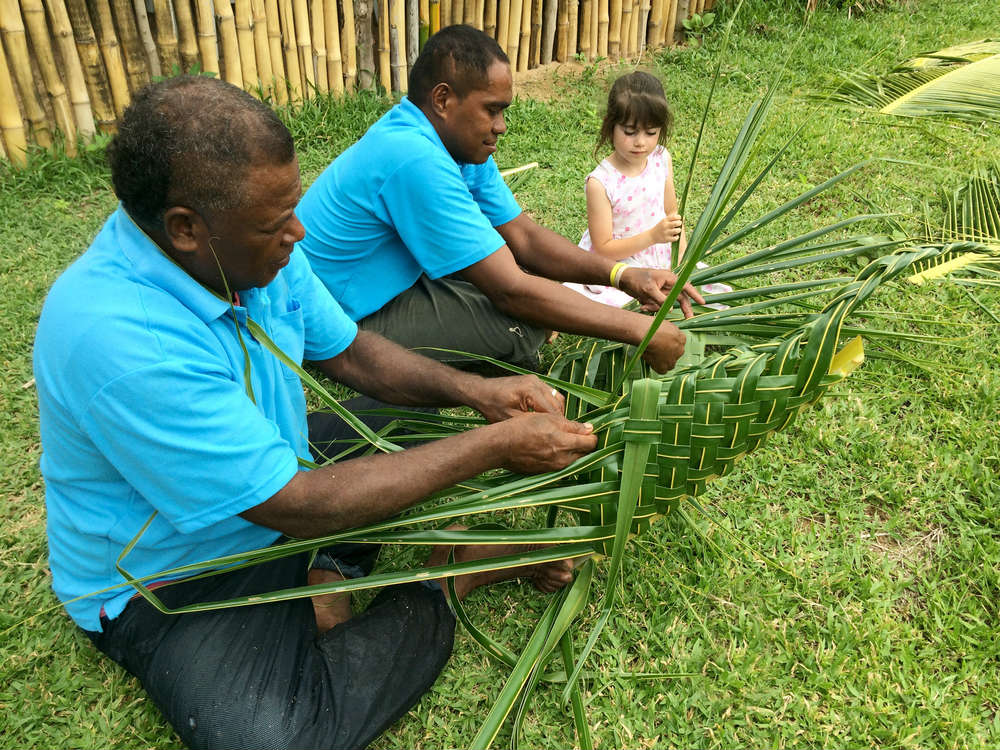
0, 0, 715, 164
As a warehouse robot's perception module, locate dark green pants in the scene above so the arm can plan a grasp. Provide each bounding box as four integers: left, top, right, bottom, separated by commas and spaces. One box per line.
359, 275, 548, 371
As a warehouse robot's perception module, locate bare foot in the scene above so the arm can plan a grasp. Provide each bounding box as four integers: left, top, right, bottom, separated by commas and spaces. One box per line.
307, 568, 353, 633
425, 527, 575, 601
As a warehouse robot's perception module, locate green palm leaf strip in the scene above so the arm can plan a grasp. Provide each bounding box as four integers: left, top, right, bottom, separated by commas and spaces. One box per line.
470, 559, 594, 750
560, 378, 662, 701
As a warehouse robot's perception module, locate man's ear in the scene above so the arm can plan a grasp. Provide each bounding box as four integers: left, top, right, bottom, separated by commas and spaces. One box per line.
428, 81, 455, 118
163, 206, 206, 254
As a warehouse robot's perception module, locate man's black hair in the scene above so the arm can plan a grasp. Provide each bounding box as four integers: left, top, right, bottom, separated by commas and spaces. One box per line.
408, 24, 509, 107
107, 76, 295, 231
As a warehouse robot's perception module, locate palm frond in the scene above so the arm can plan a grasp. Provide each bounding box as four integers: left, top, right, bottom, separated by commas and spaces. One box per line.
822, 41, 1000, 124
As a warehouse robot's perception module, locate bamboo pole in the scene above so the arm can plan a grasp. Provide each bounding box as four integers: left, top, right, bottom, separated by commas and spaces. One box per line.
597, 0, 607, 55
588, 0, 597, 58
84, 0, 129, 115
193, 0, 220, 77
394, 0, 406, 86
629, 0, 640, 56
0, 0, 52, 146
291, 0, 314, 96
132, 0, 160, 76
529, 0, 540, 65
340, 0, 357, 90
662, 0, 677, 46
150, 0, 180, 74
495, 0, 508, 55
64, 0, 117, 127
311, 0, 329, 92
216, 0, 244, 85
504, 0, 520, 65
324, 0, 344, 94
418, 0, 428, 47
439, 0, 450, 31
540, 0, 555, 63
405, 0, 417, 67
0, 17, 26, 163
618, 0, 631, 57
45, 0, 96, 137
579, 0, 590, 60
451, 0, 462, 26
388, 0, 405, 91
428, 0, 439, 35
354, 0, 374, 89
673, 0, 688, 45
516, 0, 529, 71
607, 0, 620, 58
555, 0, 567, 61
21, 0, 77, 153
173, 0, 199, 71
567, 0, 577, 59
482, 0, 494, 38
278, 0, 302, 98
233, 0, 259, 90
110, 0, 151, 90
647, 0, 662, 48
469, 0, 481, 28
377, 0, 389, 91
250, 0, 274, 95
262, 0, 285, 99
638, 0, 649, 53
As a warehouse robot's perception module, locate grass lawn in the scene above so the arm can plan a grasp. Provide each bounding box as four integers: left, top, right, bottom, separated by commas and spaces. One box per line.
2, 0, 999, 747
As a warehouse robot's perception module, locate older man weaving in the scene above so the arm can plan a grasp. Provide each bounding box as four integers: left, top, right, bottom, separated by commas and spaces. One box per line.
33, 76, 596, 749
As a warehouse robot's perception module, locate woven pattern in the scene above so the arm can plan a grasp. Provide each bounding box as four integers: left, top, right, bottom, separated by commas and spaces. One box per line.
548, 247, 952, 555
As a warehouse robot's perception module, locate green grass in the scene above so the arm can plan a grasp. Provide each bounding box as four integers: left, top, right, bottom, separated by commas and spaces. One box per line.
2, 0, 1000, 747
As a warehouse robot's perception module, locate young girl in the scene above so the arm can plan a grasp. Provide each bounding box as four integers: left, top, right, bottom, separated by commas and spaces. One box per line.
568, 71, 728, 308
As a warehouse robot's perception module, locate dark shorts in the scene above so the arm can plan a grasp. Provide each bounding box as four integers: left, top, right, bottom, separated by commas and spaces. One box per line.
83, 408, 455, 750
359, 274, 548, 372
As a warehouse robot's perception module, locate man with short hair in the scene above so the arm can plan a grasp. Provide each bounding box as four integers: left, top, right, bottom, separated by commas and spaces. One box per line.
297, 24, 702, 373
34, 76, 596, 749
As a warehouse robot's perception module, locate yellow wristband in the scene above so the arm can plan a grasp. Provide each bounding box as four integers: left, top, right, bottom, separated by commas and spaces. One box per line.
609, 262, 628, 289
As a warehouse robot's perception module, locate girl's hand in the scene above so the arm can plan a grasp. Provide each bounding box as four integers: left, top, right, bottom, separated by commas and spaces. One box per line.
649, 213, 683, 245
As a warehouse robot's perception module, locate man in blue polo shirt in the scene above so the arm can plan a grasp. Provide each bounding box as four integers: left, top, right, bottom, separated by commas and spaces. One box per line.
33, 76, 596, 749
297, 24, 702, 373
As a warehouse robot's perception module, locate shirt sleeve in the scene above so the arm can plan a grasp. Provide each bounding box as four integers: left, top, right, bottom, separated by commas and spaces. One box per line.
378, 153, 509, 279
283, 249, 358, 361
462, 157, 522, 227
79, 356, 300, 535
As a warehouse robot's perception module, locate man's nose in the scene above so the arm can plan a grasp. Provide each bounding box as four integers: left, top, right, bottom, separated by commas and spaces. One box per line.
286, 213, 306, 244
493, 113, 507, 135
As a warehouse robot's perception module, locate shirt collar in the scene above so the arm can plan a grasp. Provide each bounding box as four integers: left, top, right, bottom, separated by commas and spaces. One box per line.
111, 205, 234, 324
394, 96, 458, 162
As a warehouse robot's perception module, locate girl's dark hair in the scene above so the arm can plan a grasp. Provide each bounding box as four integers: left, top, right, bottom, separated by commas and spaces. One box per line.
595, 71, 673, 159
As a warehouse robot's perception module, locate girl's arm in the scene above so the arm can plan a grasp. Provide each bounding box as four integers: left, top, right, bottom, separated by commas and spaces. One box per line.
587, 177, 681, 261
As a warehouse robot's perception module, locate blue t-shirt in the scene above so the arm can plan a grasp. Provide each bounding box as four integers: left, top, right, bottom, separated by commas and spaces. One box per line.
33, 207, 358, 631
297, 96, 522, 321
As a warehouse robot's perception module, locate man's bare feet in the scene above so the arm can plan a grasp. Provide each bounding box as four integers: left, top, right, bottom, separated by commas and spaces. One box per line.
307, 568, 353, 633
425, 527, 575, 601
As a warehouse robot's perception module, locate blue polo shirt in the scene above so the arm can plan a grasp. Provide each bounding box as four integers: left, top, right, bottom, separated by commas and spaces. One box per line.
296, 96, 522, 320
33, 207, 358, 632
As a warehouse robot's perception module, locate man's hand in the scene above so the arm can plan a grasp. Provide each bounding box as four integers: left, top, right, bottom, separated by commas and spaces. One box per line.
499, 413, 597, 474
470, 374, 565, 423
640, 323, 687, 374
618, 267, 705, 319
